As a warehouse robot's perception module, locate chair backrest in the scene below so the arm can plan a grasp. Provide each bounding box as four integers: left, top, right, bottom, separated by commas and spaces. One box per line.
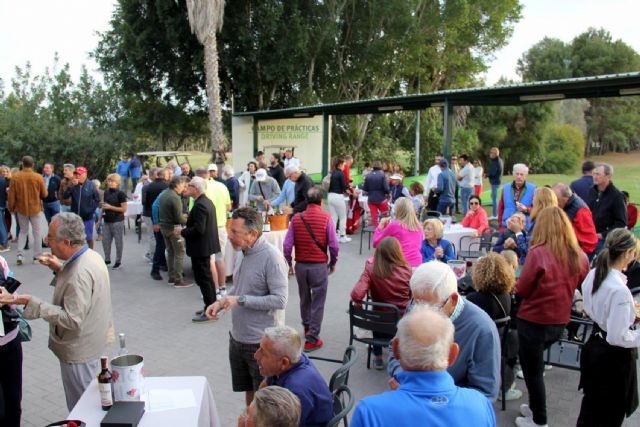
479, 231, 498, 251
349, 300, 401, 339
329, 346, 358, 392
326, 386, 355, 427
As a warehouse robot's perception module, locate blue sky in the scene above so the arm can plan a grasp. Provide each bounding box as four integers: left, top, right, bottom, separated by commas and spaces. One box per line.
1, 0, 638, 88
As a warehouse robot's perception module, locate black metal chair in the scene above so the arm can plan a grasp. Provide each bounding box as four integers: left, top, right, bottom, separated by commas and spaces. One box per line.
545, 299, 593, 370
326, 385, 355, 427
349, 301, 401, 369
494, 316, 511, 410
419, 208, 441, 222
308, 345, 358, 392
458, 229, 497, 260
359, 212, 377, 255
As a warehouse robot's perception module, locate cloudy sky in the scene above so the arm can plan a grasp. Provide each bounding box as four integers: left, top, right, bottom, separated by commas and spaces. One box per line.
1, 0, 639, 88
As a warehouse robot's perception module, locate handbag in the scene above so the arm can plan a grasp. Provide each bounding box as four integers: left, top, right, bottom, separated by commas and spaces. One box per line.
16, 307, 32, 342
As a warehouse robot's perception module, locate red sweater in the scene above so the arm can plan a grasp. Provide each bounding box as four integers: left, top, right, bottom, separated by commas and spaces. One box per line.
628, 204, 638, 229
573, 207, 598, 254
461, 207, 489, 233
516, 245, 589, 325
291, 204, 331, 263
351, 259, 412, 314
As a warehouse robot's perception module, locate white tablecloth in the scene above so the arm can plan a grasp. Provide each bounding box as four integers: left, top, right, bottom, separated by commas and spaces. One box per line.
223, 229, 288, 274
443, 225, 478, 252
68, 376, 220, 427
125, 201, 143, 217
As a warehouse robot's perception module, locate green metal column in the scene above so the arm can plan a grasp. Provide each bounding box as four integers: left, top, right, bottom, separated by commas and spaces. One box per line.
253, 116, 259, 156
443, 99, 453, 162
322, 113, 330, 177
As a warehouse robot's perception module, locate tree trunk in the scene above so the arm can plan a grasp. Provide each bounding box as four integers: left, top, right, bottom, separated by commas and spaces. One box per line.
203, 34, 225, 161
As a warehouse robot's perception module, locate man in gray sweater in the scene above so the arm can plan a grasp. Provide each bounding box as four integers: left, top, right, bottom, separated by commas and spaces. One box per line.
206, 207, 288, 407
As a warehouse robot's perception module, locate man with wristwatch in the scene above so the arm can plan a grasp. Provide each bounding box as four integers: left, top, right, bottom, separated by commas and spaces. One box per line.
206, 207, 288, 408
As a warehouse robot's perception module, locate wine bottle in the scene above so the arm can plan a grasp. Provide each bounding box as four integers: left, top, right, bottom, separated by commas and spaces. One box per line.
118, 333, 128, 356
98, 356, 113, 410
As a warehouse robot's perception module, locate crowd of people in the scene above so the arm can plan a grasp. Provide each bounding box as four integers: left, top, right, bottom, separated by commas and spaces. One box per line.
0, 147, 639, 427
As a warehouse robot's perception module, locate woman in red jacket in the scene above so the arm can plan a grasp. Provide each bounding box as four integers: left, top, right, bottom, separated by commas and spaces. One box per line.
351, 236, 412, 370
461, 195, 489, 237
514, 206, 589, 427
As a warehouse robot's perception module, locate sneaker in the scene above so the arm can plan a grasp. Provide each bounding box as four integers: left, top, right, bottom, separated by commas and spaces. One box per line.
544, 364, 553, 371
515, 416, 547, 427
499, 387, 523, 401
111, 262, 122, 270
218, 287, 227, 297
195, 309, 204, 316
517, 369, 544, 379
16, 255, 23, 265
105, 260, 111, 266
304, 338, 324, 352
373, 357, 385, 370
150, 272, 163, 281
192, 313, 212, 323
520, 404, 533, 418
174, 280, 194, 289
0, 245, 10, 253
339, 236, 352, 243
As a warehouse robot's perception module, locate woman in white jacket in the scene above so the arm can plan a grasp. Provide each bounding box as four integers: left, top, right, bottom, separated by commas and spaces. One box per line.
238, 161, 257, 207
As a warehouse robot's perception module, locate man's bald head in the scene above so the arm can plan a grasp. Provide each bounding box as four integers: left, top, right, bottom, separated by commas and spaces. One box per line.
551, 183, 572, 208
394, 304, 456, 371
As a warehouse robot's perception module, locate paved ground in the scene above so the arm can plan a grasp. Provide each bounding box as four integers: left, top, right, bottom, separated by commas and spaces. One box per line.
4, 220, 640, 426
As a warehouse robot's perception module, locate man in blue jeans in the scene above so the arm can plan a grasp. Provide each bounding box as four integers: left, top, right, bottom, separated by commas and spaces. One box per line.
487, 147, 504, 218
0, 174, 8, 251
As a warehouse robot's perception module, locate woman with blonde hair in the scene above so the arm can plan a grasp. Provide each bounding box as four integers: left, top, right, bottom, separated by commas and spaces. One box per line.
529, 187, 558, 222
101, 173, 128, 269
514, 206, 589, 427
578, 228, 639, 426
420, 218, 455, 263
373, 198, 423, 267
351, 237, 412, 369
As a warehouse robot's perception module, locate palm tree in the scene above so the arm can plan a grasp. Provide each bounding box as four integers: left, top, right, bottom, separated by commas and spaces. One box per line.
184, 0, 226, 162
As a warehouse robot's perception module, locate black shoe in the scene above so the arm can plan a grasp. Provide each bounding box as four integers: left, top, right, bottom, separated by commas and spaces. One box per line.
195, 309, 204, 316
112, 262, 122, 270
150, 272, 163, 280
105, 260, 111, 266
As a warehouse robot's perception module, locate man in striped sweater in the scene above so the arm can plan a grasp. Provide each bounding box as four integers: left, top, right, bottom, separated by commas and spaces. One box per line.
283, 187, 339, 351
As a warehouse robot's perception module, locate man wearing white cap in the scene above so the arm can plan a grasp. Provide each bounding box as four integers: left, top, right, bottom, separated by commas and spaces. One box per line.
389, 174, 410, 204
249, 169, 281, 212
205, 163, 232, 299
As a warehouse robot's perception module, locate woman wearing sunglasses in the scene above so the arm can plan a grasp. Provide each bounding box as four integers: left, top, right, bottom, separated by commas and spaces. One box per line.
462, 195, 489, 237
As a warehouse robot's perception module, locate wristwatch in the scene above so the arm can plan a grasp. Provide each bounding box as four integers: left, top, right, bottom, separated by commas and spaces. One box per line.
238, 295, 247, 306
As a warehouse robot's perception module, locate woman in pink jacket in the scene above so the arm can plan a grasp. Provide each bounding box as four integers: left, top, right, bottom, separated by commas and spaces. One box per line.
373, 198, 423, 267
462, 195, 489, 237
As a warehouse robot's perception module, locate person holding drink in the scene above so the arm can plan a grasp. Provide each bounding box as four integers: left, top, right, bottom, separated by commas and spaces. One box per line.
420, 218, 456, 263
461, 195, 489, 237
100, 174, 127, 270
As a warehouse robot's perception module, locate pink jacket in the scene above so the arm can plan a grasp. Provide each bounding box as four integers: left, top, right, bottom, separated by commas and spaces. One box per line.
462, 207, 489, 233
373, 221, 423, 267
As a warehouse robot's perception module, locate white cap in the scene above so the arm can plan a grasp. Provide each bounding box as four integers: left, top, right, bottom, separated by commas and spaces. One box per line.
390, 174, 403, 180
255, 168, 268, 182
207, 163, 217, 171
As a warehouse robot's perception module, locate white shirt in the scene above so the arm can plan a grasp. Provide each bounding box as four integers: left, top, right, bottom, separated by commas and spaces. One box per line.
582, 268, 640, 348
425, 165, 441, 193
473, 166, 483, 186
284, 157, 300, 170
458, 163, 475, 189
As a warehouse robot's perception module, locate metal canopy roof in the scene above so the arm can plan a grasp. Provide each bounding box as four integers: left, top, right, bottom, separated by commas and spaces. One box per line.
234, 72, 640, 119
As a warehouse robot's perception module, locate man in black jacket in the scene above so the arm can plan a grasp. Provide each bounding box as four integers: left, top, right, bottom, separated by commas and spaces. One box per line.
486, 147, 503, 218
63, 166, 100, 249
288, 166, 314, 214
268, 153, 286, 188
182, 176, 220, 322
42, 162, 62, 224
588, 163, 627, 254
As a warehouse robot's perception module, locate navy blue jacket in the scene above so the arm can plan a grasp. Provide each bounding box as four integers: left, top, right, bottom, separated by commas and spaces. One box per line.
64, 182, 101, 220
487, 157, 503, 185
266, 354, 333, 427
570, 175, 594, 205
362, 168, 389, 204
0, 176, 7, 208
42, 174, 61, 203
225, 176, 240, 209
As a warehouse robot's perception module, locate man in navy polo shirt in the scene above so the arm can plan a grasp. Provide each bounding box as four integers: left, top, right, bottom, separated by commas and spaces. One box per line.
255, 326, 333, 427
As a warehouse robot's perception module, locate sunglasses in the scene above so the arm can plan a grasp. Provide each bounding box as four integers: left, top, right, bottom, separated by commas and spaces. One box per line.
469, 202, 480, 205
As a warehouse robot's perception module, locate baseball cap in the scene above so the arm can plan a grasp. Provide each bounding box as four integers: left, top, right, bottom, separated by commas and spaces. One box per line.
390, 174, 403, 180
207, 163, 217, 171
75, 166, 88, 175
438, 159, 448, 167
255, 168, 268, 182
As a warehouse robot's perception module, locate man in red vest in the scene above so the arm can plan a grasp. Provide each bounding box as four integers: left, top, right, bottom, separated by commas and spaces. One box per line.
283, 187, 339, 351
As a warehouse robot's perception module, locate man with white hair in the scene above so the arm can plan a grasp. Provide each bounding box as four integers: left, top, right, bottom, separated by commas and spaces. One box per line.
249, 169, 281, 212
237, 386, 301, 427
266, 165, 296, 211
254, 326, 333, 427
0, 212, 113, 411
223, 165, 240, 210
288, 166, 314, 215
387, 261, 500, 401
497, 163, 536, 230
354, 305, 496, 426
181, 177, 220, 322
